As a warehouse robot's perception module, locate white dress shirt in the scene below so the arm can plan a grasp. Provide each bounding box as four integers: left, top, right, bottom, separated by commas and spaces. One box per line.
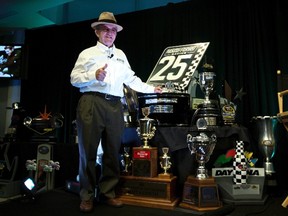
70, 41, 155, 97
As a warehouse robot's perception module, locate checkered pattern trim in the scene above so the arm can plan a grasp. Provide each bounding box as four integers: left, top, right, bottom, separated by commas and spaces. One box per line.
233, 141, 247, 184
175, 43, 210, 91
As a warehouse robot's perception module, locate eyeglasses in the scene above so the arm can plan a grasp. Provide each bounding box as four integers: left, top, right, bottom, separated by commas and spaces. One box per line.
99, 27, 117, 34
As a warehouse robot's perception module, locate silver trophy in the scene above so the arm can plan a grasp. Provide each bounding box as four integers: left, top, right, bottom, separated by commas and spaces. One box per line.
199, 71, 216, 104
252, 116, 278, 175
192, 71, 221, 126
187, 132, 217, 179
160, 147, 172, 175
137, 107, 156, 148
122, 146, 132, 174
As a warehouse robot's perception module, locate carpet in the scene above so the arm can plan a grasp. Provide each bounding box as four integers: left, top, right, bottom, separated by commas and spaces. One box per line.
1, 188, 287, 216
0, 188, 199, 216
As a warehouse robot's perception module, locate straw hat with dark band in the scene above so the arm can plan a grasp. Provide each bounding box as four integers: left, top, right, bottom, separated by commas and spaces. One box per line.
91, 12, 123, 32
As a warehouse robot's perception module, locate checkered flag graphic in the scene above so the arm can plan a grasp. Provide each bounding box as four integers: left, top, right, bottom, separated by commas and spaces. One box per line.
178, 44, 210, 91
146, 42, 210, 92
233, 141, 247, 184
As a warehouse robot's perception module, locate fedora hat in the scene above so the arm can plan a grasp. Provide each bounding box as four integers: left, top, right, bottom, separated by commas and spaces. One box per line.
91, 12, 123, 32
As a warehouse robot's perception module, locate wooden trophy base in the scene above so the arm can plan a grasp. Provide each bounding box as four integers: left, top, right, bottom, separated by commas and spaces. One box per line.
179, 175, 222, 211
158, 173, 173, 179
116, 175, 179, 210
132, 147, 158, 177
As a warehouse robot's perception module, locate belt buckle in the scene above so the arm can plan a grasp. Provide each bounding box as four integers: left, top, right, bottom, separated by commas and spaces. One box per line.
105, 94, 112, 100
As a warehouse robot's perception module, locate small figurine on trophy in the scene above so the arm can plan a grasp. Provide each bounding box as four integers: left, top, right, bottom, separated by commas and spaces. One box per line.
159, 147, 172, 179
137, 107, 156, 148
142, 106, 150, 117
122, 146, 132, 175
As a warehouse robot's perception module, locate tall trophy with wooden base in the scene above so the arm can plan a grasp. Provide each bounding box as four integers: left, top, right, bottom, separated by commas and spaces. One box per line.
116, 107, 179, 209
137, 107, 156, 148
180, 132, 222, 211
133, 107, 158, 177
180, 70, 222, 211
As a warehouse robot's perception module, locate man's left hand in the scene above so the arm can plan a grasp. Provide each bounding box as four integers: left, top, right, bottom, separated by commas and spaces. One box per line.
154, 86, 162, 93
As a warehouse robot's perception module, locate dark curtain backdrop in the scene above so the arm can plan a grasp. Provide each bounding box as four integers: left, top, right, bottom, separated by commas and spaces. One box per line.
20, 0, 288, 144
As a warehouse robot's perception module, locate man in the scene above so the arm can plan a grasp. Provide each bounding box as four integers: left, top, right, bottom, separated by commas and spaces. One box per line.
0, 46, 21, 77
70, 12, 162, 213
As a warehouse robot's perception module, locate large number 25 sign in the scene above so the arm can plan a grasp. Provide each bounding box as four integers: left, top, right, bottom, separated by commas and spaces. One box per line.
147, 43, 209, 91
149, 54, 192, 81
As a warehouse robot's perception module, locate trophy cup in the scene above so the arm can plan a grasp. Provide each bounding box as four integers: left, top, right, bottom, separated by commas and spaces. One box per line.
132, 107, 158, 177
199, 71, 216, 104
180, 131, 222, 211
191, 71, 221, 127
252, 116, 278, 175
187, 132, 217, 179
136, 107, 156, 148
117, 108, 179, 209
180, 70, 222, 211
159, 147, 172, 179
121, 146, 132, 175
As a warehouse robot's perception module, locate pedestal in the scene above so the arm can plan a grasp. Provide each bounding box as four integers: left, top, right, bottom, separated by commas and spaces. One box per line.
212, 167, 267, 205
179, 176, 222, 211
116, 175, 179, 209
132, 147, 158, 177
158, 173, 173, 179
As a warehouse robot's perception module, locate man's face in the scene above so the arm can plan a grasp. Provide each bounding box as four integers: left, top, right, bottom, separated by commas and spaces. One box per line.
96, 24, 117, 47
5, 47, 13, 56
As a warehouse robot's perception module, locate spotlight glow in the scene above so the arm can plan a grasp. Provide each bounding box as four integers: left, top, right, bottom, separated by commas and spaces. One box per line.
24, 178, 35, 191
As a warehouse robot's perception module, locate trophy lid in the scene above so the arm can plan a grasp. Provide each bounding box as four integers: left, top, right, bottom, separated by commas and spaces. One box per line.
191, 132, 217, 142
252, 115, 277, 120
192, 133, 210, 142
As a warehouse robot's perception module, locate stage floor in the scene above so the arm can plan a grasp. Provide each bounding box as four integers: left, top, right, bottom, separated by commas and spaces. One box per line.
0, 188, 287, 216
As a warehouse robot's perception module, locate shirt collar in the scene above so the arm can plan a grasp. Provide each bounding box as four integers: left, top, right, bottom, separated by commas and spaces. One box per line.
97, 41, 115, 56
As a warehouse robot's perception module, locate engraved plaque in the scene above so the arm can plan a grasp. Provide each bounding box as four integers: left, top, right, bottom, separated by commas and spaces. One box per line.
116, 175, 179, 210
132, 147, 157, 177
180, 176, 222, 211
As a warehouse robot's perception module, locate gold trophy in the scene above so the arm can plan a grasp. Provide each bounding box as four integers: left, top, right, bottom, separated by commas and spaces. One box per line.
159, 147, 172, 179
133, 107, 158, 177
136, 107, 156, 148
117, 107, 179, 209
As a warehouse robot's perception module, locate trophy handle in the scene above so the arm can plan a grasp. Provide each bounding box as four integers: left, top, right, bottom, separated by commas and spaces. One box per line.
187, 134, 195, 154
